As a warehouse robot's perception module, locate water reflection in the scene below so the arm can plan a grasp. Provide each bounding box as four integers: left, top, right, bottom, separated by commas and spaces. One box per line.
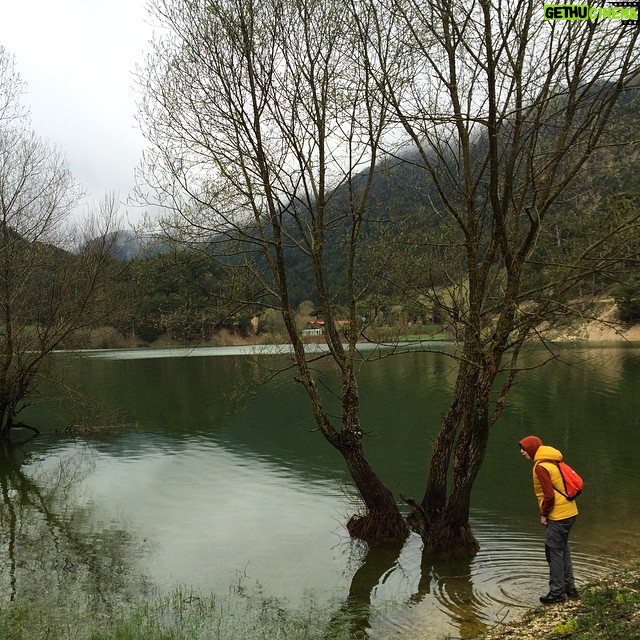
334, 539, 487, 639
335, 518, 621, 640
0, 441, 148, 608
10, 434, 597, 639
15, 344, 640, 639
332, 540, 406, 639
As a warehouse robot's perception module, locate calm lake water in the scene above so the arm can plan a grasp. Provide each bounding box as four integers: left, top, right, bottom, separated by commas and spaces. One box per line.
5, 343, 640, 639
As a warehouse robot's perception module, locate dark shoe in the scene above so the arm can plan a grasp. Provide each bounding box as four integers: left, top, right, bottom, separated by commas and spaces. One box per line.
566, 587, 580, 599
540, 592, 567, 605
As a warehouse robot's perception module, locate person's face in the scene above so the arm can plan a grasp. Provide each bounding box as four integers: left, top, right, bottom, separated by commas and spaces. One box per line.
520, 446, 531, 460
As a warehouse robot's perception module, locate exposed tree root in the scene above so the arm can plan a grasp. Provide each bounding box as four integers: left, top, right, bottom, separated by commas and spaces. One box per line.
401, 494, 428, 536
13, 423, 40, 435
1, 422, 40, 442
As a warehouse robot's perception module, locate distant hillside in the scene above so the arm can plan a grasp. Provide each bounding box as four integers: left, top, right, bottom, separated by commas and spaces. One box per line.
96, 82, 640, 312
86, 229, 170, 261
274, 82, 640, 307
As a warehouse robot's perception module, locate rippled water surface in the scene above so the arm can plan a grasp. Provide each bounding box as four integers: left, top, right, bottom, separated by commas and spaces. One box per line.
9, 343, 640, 639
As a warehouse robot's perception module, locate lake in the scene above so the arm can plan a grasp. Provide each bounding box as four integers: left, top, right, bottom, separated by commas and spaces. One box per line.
4, 342, 640, 639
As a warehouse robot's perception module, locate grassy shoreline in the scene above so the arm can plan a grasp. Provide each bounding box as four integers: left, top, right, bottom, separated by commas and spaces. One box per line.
1, 564, 638, 639
0, 587, 363, 640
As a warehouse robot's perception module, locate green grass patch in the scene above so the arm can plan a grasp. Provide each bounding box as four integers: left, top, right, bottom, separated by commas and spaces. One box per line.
567, 573, 640, 639
0, 586, 372, 640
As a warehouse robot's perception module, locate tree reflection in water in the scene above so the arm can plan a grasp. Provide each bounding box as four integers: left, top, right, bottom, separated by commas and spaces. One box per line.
413, 550, 487, 639
0, 439, 149, 610
332, 539, 488, 640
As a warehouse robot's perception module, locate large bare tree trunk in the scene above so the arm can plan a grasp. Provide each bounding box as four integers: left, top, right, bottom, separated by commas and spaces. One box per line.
342, 439, 409, 542
140, 0, 411, 545
409, 346, 493, 554
139, 0, 640, 553
296, 352, 408, 543
422, 408, 490, 554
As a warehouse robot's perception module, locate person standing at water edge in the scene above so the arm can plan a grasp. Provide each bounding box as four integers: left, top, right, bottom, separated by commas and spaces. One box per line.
519, 435, 579, 605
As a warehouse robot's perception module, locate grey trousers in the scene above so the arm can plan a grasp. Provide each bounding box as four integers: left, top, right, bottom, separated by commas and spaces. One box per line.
545, 516, 576, 596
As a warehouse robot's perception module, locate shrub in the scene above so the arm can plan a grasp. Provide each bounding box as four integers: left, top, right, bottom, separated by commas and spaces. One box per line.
89, 326, 127, 349
613, 278, 640, 323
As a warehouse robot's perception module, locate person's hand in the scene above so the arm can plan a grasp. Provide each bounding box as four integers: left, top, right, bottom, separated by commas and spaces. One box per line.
540, 515, 548, 526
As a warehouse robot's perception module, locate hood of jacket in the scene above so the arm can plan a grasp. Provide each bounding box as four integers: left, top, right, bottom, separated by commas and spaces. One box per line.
534, 444, 563, 463
519, 435, 542, 458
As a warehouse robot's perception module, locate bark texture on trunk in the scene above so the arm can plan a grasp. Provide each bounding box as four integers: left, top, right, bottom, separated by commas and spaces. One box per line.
0, 405, 13, 440
410, 339, 496, 555
297, 360, 408, 545
423, 514, 480, 555
339, 431, 409, 544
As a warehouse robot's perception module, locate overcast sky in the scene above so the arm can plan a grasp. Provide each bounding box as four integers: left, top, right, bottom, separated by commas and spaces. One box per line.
0, 0, 155, 225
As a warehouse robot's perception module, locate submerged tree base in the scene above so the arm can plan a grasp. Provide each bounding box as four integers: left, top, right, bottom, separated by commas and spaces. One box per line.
422, 520, 480, 556
403, 497, 480, 556
346, 510, 409, 546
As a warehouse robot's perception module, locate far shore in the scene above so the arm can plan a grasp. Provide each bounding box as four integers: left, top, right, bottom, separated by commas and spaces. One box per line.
65, 304, 640, 352
75, 323, 640, 352
545, 305, 640, 343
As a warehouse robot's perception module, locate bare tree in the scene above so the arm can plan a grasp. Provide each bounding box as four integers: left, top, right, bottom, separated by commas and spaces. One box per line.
138, 0, 411, 542
139, 0, 640, 553
364, 0, 640, 552
0, 47, 122, 439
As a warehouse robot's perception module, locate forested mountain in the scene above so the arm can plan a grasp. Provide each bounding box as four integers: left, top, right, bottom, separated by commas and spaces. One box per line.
88, 82, 640, 345
270, 81, 640, 309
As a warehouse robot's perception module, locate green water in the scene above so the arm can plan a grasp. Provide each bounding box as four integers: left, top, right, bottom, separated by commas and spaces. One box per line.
3, 343, 640, 639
